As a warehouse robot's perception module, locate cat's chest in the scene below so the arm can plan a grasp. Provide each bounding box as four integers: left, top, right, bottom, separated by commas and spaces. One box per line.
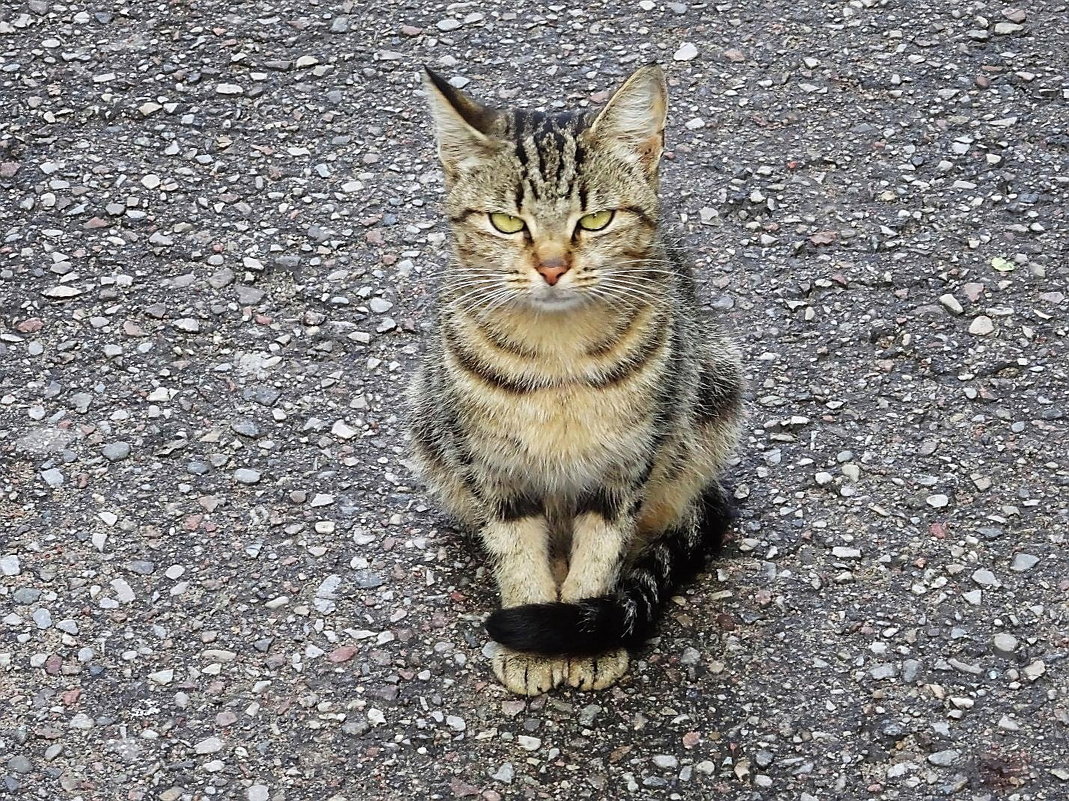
464, 382, 655, 483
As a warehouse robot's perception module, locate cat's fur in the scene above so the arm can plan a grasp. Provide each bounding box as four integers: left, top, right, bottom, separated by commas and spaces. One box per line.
408, 65, 744, 694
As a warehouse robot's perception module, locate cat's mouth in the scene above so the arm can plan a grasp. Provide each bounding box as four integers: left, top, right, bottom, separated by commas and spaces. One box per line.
524, 282, 588, 311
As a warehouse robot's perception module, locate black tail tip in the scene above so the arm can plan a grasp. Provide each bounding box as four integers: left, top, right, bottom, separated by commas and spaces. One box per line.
485, 600, 625, 657
700, 483, 737, 557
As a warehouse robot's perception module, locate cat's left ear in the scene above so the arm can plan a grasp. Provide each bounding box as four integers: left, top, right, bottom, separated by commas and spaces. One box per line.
422, 68, 503, 182
587, 64, 668, 178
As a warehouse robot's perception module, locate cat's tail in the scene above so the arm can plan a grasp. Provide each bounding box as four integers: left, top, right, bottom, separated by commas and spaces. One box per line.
484, 484, 734, 657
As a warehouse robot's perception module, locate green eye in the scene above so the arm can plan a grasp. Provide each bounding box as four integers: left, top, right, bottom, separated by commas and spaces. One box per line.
489, 213, 525, 234
577, 210, 614, 231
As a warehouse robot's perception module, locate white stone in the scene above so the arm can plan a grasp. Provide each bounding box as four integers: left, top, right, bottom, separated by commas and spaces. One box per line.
194, 736, 223, 754
673, 42, 698, 61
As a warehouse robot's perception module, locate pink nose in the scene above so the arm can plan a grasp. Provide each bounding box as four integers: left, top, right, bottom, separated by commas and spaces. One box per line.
536, 258, 570, 286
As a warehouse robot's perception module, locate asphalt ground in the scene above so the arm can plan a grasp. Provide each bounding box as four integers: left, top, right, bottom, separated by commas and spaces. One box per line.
1, 1, 1067, 799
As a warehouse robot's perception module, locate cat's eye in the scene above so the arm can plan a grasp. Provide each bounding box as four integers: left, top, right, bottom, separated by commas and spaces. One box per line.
577, 210, 614, 231
489, 213, 526, 234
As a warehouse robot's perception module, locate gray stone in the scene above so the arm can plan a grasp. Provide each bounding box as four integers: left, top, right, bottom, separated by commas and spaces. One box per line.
938, 294, 963, 314
1011, 553, 1039, 572
491, 763, 514, 783
234, 468, 262, 484
231, 420, 260, 437
0, 555, 20, 576
352, 570, 384, 589
194, 736, 224, 754
13, 588, 41, 604
928, 749, 960, 766
236, 285, 265, 305
992, 633, 1019, 654
673, 42, 698, 61
102, 441, 131, 461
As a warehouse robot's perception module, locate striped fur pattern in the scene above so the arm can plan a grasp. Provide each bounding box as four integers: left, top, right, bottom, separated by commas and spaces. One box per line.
409, 65, 744, 694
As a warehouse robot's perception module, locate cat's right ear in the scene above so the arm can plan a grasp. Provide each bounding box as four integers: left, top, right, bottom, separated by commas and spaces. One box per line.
422, 68, 502, 181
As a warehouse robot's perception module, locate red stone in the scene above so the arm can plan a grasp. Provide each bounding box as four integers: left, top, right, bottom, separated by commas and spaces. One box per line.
328, 645, 358, 663
15, 317, 43, 333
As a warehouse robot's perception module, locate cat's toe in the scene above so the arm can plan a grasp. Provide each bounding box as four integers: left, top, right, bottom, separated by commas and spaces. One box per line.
565, 648, 630, 691
490, 646, 566, 696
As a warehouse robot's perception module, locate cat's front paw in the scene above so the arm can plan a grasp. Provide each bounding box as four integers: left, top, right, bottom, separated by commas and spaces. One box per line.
489, 644, 566, 696
565, 648, 630, 691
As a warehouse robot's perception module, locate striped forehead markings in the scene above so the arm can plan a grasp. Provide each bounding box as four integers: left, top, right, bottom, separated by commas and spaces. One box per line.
511, 109, 586, 204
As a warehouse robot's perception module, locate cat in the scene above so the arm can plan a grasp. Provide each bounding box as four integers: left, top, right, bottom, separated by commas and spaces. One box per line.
408, 64, 744, 695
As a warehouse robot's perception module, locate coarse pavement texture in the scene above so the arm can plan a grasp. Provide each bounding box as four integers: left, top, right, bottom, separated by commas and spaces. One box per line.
1, 1, 1067, 800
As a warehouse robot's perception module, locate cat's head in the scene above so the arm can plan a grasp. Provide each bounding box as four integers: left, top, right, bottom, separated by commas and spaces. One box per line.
423, 65, 668, 311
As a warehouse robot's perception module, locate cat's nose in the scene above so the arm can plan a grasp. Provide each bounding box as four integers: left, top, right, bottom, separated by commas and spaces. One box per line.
536, 257, 570, 286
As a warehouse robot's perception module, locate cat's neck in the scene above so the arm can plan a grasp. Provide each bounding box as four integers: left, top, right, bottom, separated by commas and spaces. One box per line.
464, 298, 659, 358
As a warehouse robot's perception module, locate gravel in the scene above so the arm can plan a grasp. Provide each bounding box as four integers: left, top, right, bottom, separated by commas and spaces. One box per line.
1, 2, 1066, 800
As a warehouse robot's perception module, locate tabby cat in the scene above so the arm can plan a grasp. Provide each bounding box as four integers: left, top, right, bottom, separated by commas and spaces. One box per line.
408, 64, 743, 695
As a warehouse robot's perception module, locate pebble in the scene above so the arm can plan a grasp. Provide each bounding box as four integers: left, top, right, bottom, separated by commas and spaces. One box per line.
939, 294, 963, 314
174, 318, 200, 333
1023, 660, 1046, 680
236, 285, 265, 305
102, 441, 131, 461
41, 468, 65, 487
14, 588, 40, 604
436, 18, 460, 31
248, 785, 269, 801
969, 316, 995, 335
231, 420, 260, 437
217, 83, 243, 95
673, 43, 698, 61
1011, 553, 1039, 572
516, 735, 541, 751
234, 468, 262, 484
7, 756, 31, 774
652, 754, 678, 769
194, 736, 223, 755
492, 763, 514, 783
971, 569, 1001, 588
0, 555, 21, 576
925, 494, 949, 508
111, 578, 135, 602
870, 663, 897, 680
832, 547, 861, 559
32, 608, 52, 629
928, 749, 960, 766
991, 633, 1018, 654
993, 22, 1023, 34
578, 704, 603, 726
331, 420, 358, 439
